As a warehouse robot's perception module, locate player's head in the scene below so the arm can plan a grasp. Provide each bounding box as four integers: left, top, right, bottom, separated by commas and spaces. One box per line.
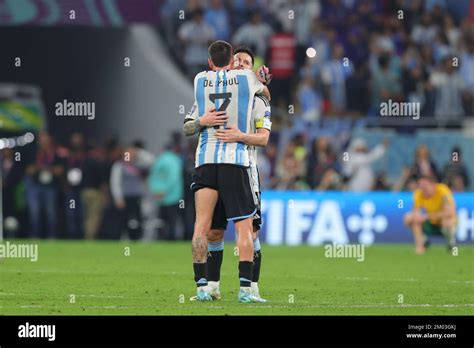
233, 46, 255, 70
417, 174, 436, 196
208, 40, 233, 70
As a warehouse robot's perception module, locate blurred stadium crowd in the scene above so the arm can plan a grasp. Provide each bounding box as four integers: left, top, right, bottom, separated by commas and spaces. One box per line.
161, 0, 474, 119
2, 128, 470, 240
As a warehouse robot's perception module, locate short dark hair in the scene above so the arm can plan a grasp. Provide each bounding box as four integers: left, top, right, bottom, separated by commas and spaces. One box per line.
234, 46, 255, 66
208, 40, 233, 67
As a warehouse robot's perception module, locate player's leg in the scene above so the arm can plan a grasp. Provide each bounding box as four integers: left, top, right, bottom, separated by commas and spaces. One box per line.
250, 227, 266, 302
234, 217, 255, 294
250, 192, 266, 302
207, 228, 225, 299
204, 195, 228, 299
218, 165, 259, 302
440, 217, 457, 251
404, 212, 426, 254
192, 187, 218, 300
248, 167, 266, 301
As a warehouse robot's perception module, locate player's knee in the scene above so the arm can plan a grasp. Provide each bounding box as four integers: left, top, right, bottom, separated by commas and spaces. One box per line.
441, 217, 455, 230
207, 229, 224, 242
194, 220, 211, 236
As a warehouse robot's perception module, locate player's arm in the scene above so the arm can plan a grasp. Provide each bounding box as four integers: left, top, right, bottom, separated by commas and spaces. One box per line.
182, 102, 228, 136
216, 126, 269, 146
261, 86, 271, 101
410, 192, 427, 224
248, 68, 272, 101
216, 95, 271, 146
183, 118, 203, 137
427, 194, 456, 221
256, 66, 272, 101
183, 101, 200, 136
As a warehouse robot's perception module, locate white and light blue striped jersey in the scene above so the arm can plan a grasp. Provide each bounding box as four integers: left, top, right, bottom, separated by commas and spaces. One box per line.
248, 95, 272, 170
186, 69, 264, 168
248, 95, 271, 192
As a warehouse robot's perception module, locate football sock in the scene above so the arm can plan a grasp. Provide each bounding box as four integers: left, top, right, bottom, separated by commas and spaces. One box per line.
207, 241, 224, 282
193, 263, 207, 288
239, 261, 253, 288
252, 238, 262, 283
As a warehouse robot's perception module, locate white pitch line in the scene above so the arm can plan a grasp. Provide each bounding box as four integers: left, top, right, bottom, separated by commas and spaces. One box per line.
0, 292, 125, 298
339, 276, 473, 284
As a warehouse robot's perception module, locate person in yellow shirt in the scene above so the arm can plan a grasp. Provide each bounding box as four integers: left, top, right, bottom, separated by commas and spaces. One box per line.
404, 175, 457, 254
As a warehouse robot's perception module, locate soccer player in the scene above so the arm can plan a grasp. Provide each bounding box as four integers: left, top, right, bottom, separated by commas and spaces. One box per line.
185, 46, 271, 302
206, 46, 271, 302
183, 40, 268, 302
404, 175, 457, 254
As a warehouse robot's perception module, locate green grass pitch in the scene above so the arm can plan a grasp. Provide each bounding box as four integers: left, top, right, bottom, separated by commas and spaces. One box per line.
0, 241, 473, 315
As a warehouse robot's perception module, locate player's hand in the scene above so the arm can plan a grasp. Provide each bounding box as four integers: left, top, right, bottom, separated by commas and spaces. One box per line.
215, 125, 244, 143
115, 200, 126, 210
256, 65, 273, 85
199, 107, 228, 127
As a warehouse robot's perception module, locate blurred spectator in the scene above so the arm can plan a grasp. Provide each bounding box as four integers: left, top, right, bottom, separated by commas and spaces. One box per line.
267, 25, 296, 108
373, 171, 391, 191
233, 12, 273, 58
81, 143, 107, 240
316, 168, 343, 191
321, 43, 353, 113
297, 76, 322, 123
371, 54, 402, 112
276, 138, 305, 190
430, 56, 465, 120
64, 132, 85, 239
257, 141, 278, 189
178, 8, 215, 79
393, 167, 419, 192
343, 138, 388, 192
182, 138, 198, 240
442, 146, 470, 191
411, 12, 438, 45
110, 144, 154, 240
306, 137, 338, 190
2, 148, 25, 237
24, 132, 64, 238
409, 144, 439, 180
148, 142, 184, 240
460, 38, 474, 115
204, 0, 230, 41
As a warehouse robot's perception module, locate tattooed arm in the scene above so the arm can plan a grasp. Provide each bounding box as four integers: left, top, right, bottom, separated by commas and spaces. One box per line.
183, 106, 228, 137
183, 118, 202, 136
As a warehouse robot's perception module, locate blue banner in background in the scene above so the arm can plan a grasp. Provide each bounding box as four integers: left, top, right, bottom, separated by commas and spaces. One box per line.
225, 192, 474, 245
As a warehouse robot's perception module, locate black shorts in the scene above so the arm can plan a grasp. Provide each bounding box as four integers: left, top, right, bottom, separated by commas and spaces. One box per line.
191, 164, 257, 222
211, 192, 262, 231
210, 167, 262, 231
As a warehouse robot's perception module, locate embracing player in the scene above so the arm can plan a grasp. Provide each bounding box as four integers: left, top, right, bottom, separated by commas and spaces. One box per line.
183, 40, 270, 302
206, 46, 271, 302
185, 46, 272, 302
